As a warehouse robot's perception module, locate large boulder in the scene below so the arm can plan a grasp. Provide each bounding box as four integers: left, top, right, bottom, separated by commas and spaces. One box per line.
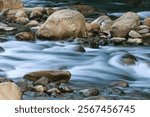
111, 12, 140, 37
0, 82, 22, 100
36, 9, 86, 40
23, 70, 71, 83
1, 0, 23, 10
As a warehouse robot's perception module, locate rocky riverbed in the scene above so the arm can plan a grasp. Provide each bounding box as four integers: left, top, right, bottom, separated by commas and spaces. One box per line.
0, 0, 150, 100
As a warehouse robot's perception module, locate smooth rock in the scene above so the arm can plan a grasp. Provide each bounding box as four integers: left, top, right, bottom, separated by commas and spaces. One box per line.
111, 12, 140, 37
104, 87, 125, 96
34, 76, 49, 86
127, 38, 143, 45
2, 0, 23, 10
110, 37, 126, 44
45, 7, 56, 15
15, 10, 27, 18
15, 17, 29, 24
144, 17, 150, 27
26, 20, 38, 27
63, 45, 86, 53
128, 30, 142, 38
15, 80, 28, 92
0, 77, 13, 83
138, 28, 149, 34
0, 82, 22, 100
92, 15, 113, 32
84, 96, 106, 100
0, 22, 16, 31
15, 32, 35, 41
30, 10, 42, 19
111, 80, 129, 87
78, 88, 99, 97
23, 70, 71, 83
86, 22, 100, 32
121, 54, 137, 65
36, 9, 86, 40
142, 33, 150, 39
138, 25, 150, 30
34, 85, 45, 92
47, 88, 61, 95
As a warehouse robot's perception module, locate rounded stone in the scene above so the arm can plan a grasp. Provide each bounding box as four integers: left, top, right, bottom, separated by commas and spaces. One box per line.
36, 9, 86, 40
15, 32, 35, 41
78, 88, 99, 97
144, 17, 150, 27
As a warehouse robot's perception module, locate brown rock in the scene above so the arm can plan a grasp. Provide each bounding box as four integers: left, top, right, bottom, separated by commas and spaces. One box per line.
138, 28, 149, 34
121, 54, 137, 65
110, 37, 126, 44
15, 32, 35, 41
127, 38, 143, 45
26, 20, 38, 27
34, 76, 49, 86
142, 33, 150, 39
111, 80, 129, 87
111, 12, 140, 37
78, 88, 99, 97
30, 10, 42, 19
0, 0, 4, 10
34, 85, 46, 92
15, 17, 29, 24
92, 15, 113, 32
23, 70, 71, 83
45, 7, 56, 15
128, 30, 142, 38
15, 10, 27, 18
0, 82, 22, 100
36, 9, 86, 40
138, 25, 150, 30
2, 0, 23, 10
144, 17, 150, 27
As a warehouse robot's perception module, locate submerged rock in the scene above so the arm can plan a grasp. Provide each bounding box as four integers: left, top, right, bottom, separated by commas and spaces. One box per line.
36, 9, 86, 40
0, 82, 22, 100
23, 70, 71, 83
111, 80, 129, 88
111, 12, 140, 37
121, 54, 137, 65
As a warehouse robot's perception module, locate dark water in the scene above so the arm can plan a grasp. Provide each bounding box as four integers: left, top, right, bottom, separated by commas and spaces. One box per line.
0, 0, 150, 99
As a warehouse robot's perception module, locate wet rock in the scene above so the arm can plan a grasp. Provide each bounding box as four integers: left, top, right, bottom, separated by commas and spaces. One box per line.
138, 25, 150, 30
47, 88, 61, 95
111, 12, 140, 37
64, 45, 86, 53
0, 82, 22, 100
31, 26, 40, 33
142, 33, 150, 39
59, 86, 74, 93
111, 80, 129, 88
78, 88, 99, 97
0, 22, 17, 31
45, 7, 56, 15
121, 54, 137, 65
0, 77, 13, 83
92, 15, 113, 32
15, 10, 27, 19
2, 0, 23, 10
26, 20, 38, 27
23, 70, 71, 83
0, 46, 5, 52
15, 80, 28, 92
34, 85, 46, 92
127, 38, 143, 45
45, 83, 60, 89
30, 10, 42, 19
144, 17, 150, 27
128, 30, 142, 38
36, 9, 86, 40
15, 32, 35, 41
110, 37, 126, 44
34, 76, 49, 86
0, 1, 4, 10
84, 96, 106, 100
15, 17, 29, 25
104, 87, 125, 96
138, 28, 149, 34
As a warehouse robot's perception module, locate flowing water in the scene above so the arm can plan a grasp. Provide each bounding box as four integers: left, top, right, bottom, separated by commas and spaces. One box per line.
0, 0, 150, 99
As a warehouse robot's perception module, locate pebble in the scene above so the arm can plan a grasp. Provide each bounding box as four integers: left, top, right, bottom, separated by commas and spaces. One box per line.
138, 28, 149, 34
78, 88, 99, 97
127, 38, 143, 45
34, 85, 46, 92
128, 30, 142, 38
